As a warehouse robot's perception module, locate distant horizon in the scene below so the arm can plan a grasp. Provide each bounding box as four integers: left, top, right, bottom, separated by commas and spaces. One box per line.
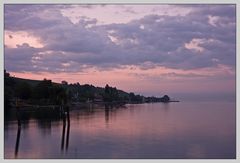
4, 4, 236, 102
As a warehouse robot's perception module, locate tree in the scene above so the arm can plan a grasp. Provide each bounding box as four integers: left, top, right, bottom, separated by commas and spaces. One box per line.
4, 86, 13, 109
4, 69, 10, 77
129, 92, 135, 102
162, 95, 170, 102
32, 79, 52, 99
105, 84, 110, 94
111, 87, 119, 101
104, 84, 120, 102
15, 82, 32, 100
104, 84, 111, 102
49, 85, 66, 104
4, 71, 15, 87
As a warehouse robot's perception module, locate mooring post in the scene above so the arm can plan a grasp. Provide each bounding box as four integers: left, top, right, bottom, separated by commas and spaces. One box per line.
16, 99, 21, 127
66, 105, 70, 124
62, 107, 66, 126
17, 110, 21, 127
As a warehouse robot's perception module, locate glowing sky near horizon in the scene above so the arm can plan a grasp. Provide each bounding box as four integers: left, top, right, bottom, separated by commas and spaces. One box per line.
4, 4, 236, 100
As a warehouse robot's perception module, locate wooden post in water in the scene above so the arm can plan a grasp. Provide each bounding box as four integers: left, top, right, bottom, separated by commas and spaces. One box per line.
60, 101, 71, 151
62, 107, 66, 126
16, 99, 21, 127
66, 105, 70, 124
17, 111, 21, 127
65, 103, 70, 150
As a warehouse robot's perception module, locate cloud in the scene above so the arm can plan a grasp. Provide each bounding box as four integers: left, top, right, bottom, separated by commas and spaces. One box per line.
4, 4, 236, 73
4, 5, 72, 31
4, 43, 42, 72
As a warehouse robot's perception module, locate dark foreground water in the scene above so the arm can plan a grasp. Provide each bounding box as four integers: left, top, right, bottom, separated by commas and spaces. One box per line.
4, 101, 236, 159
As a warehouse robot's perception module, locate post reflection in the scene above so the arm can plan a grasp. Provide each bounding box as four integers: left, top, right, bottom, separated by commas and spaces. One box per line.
66, 123, 70, 150
14, 126, 21, 158
105, 104, 110, 124
163, 103, 169, 112
61, 122, 66, 150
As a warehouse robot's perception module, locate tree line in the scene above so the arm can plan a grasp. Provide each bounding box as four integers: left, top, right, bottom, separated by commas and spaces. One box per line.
5, 73, 68, 107
4, 70, 171, 109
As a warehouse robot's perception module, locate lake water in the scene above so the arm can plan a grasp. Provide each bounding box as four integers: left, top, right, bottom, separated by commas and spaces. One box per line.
4, 101, 236, 159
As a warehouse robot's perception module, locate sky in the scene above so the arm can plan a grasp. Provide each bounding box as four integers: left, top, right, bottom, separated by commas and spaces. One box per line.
4, 4, 236, 101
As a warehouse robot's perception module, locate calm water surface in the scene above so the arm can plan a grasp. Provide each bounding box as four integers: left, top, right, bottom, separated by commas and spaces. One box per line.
4, 101, 236, 159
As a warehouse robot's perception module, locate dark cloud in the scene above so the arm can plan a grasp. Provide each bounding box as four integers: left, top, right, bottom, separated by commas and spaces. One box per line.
4, 43, 42, 72
188, 4, 236, 18
4, 4, 236, 73
4, 4, 73, 31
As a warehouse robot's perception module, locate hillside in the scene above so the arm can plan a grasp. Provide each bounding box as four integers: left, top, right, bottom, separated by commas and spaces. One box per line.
4, 70, 172, 108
